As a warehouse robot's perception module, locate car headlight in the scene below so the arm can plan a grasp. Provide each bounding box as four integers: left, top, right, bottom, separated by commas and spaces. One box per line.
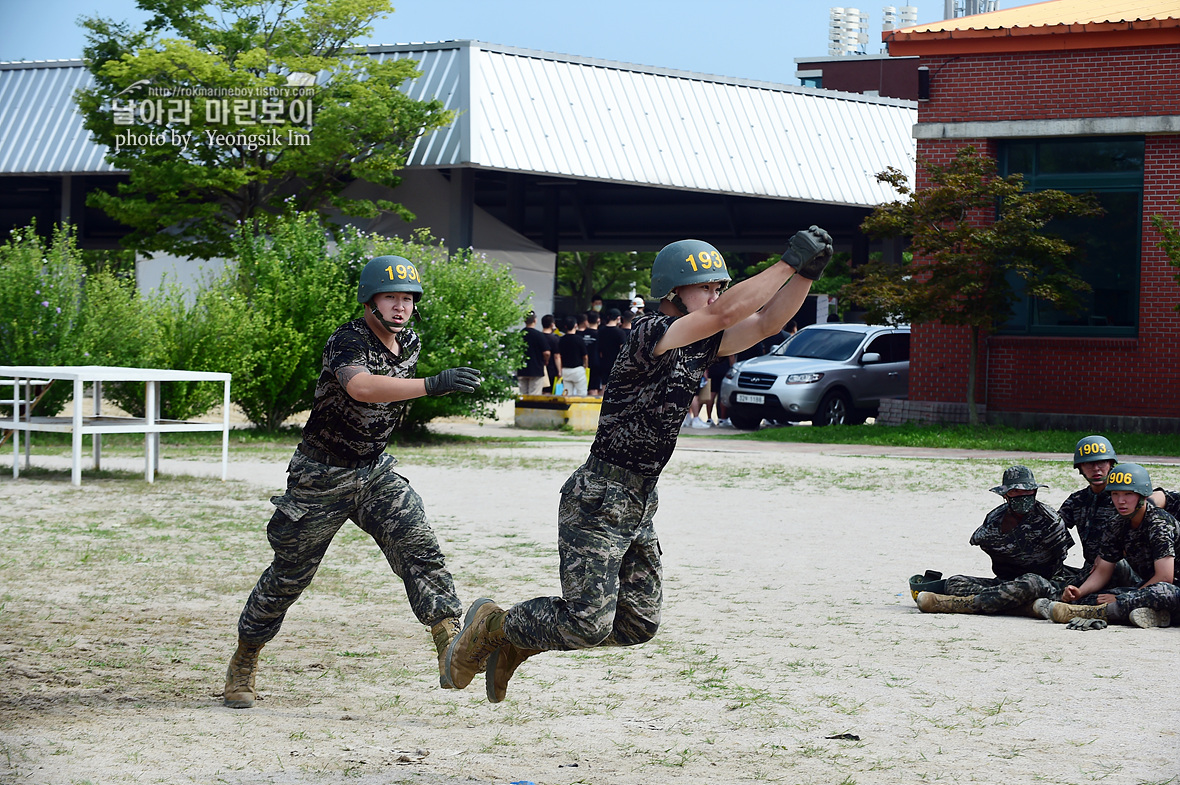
785, 372, 824, 384
725, 368, 738, 380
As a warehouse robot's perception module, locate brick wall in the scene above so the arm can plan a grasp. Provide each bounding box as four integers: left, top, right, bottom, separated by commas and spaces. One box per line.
922, 46, 1180, 123
906, 45, 1180, 420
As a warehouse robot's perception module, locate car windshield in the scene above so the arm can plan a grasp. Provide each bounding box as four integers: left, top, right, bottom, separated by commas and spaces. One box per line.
774, 329, 864, 361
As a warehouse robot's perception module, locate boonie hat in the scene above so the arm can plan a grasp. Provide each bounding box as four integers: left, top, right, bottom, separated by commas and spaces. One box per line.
989, 465, 1048, 496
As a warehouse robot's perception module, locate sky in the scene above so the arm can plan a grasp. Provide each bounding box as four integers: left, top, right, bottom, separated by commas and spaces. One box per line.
0, 0, 1033, 85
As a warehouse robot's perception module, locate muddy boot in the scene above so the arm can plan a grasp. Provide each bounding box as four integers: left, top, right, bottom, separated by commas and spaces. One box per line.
444, 598, 506, 690
1129, 607, 1171, 628
224, 639, 264, 708
430, 617, 462, 689
916, 592, 977, 613
1049, 602, 1107, 624
485, 643, 540, 704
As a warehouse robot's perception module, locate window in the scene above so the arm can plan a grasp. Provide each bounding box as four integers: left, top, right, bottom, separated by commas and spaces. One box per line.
998, 138, 1143, 337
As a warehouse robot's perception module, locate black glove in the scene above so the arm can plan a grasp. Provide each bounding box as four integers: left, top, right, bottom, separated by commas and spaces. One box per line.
424, 367, 482, 396
1065, 617, 1107, 631
781, 225, 833, 280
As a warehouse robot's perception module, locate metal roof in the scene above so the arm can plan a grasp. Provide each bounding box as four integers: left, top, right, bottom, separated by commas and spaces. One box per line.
0, 42, 917, 208
886, 0, 1180, 54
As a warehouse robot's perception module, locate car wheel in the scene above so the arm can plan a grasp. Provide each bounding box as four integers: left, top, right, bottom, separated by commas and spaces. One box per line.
729, 411, 763, 430
814, 389, 852, 426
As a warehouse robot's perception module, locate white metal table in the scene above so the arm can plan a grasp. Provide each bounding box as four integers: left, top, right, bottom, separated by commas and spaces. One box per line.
1, 365, 232, 486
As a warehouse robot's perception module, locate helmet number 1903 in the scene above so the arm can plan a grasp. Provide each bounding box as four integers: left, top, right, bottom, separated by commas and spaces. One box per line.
385, 263, 420, 282
685, 252, 725, 272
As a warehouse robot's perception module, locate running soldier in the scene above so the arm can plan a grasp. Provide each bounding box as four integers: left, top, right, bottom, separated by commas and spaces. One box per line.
222, 256, 482, 708
445, 228, 833, 702
1049, 463, 1179, 629
916, 465, 1070, 616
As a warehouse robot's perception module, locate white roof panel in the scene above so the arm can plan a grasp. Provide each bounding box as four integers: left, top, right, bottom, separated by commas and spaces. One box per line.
0, 42, 917, 207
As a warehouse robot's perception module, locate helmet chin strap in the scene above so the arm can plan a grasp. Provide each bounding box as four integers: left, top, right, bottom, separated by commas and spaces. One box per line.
368, 301, 406, 347
667, 293, 689, 316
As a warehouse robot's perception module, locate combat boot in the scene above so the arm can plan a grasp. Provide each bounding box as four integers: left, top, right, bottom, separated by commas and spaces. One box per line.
224, 639, 264, 708
431, 617, 462, 689
1049, 602, 1107, 624
1129, 607, 1171, 629
486, 643, 541, 703
1032, 598, 1055, 620
916, 592, 977, 613
445, 598, 507, 690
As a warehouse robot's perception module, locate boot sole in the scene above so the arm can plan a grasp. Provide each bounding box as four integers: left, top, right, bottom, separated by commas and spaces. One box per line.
224, 697, 254, 709
444, 597, 495, 689
1130, 608, 1171, 628
485, 645, 506, 704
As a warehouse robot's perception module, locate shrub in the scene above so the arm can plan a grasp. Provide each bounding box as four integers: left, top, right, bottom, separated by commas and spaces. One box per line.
0, 224, 86, 415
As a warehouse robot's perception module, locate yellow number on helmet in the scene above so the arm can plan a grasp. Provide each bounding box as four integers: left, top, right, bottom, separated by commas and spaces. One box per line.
685, 254, 698, 272
711, 251, 725, 269
385, 265, 395, 280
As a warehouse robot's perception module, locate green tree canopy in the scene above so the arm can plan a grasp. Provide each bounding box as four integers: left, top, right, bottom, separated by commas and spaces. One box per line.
76, 0, 453, 260
843, 146, 1102, 424
556, 251, 653, 312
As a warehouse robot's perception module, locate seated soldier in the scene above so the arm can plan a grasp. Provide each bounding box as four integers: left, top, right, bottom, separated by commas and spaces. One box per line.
1056, 435, 1141, 590
1048, 463, 1178, 629
917, 465, 1070, 616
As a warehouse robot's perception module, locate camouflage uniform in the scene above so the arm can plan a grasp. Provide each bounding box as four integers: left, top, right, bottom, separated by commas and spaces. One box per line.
236, 319, 462, 645
502, 313, 721, 651
1056, 487, 1140, 589
1078, 503, 1180, 621
943, 501, 1071, 613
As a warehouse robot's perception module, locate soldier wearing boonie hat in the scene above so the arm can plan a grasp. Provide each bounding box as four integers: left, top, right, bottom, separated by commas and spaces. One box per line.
916, 465, 1070, 616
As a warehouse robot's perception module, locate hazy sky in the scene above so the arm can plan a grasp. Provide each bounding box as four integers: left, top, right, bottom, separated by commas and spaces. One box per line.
0, 0, 1035, 85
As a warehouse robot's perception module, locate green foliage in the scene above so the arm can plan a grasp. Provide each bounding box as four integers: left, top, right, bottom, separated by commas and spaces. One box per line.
216, 212, 357, 430
0, 224, 86, 415
355, 232, 527, 429
744, 251, 853, 316
76, 0, 454, 260
843, 147, 1103, 423
214, 215, 525, 431
556, 251, 653, 311
846, 147, 1102, 330
1150, 209, 1180, 310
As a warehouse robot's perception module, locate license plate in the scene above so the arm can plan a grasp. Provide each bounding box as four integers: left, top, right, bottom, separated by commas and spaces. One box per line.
735, 393, 765, 405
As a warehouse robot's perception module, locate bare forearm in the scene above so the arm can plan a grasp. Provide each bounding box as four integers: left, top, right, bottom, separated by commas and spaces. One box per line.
346, 374, 427, 403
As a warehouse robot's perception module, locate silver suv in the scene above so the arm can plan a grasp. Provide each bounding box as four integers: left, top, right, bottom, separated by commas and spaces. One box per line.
719, 323, 910, 428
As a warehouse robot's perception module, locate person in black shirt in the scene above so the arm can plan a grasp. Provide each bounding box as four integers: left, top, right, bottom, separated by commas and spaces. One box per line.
596, 308, 627, 391
517, 312, 550, 395
223, 256, 482, 708
557, 314, 589, 396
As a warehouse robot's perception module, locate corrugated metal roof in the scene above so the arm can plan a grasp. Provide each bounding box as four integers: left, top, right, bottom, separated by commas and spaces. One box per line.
0, 60, 118, 174
0, 42, 917, 207
902, 0, 1180, 33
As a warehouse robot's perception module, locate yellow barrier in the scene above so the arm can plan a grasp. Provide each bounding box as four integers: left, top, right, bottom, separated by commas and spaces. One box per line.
515, 395, 601, 430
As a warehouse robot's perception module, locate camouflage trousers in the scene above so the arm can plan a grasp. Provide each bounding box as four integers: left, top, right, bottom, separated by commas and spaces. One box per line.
1056, 559, 1142, 591
236, 450, 463, 645
1073, 582, 1180, 624
502, 457, 662, 651
944, 573, 1058, 614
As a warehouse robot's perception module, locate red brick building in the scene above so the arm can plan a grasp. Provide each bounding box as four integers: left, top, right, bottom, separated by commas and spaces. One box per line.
884, 0, 1180, 431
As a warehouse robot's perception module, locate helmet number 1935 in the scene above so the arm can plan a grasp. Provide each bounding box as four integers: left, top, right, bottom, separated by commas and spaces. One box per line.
685, 252, 725, 272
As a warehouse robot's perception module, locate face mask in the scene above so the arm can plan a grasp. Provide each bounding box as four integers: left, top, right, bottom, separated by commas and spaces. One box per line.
591, 304, 602, 312
1007, 495, 1036, 515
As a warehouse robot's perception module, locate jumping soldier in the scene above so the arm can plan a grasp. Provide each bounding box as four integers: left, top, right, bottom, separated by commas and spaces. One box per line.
1048, 463, 1179, 629
222, 255, 482, 708
444, 228, 833, 702
916, 465, 1070, 616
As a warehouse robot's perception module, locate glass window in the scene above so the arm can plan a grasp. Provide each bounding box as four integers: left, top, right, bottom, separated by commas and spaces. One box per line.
998, 138, 1143, 337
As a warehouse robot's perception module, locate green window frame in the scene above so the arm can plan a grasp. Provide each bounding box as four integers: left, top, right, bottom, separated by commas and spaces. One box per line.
997, 137, 1144, 337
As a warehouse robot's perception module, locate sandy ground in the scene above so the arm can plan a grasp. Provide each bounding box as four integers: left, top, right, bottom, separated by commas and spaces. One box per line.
2, 419, 1180, 785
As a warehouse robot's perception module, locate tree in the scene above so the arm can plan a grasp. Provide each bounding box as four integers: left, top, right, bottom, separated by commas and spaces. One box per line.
555, 251, 653, 312
1151, 209, 1180, 310
76, 0, 453, 260
843, 147, 1102, 425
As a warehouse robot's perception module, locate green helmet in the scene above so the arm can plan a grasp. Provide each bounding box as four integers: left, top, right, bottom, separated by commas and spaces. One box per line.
650, 239, 732, 300
1106, 463, 1152, 496
1073, 435, 1118, 466
908, 570, 946, 603
357, 255, 423, 304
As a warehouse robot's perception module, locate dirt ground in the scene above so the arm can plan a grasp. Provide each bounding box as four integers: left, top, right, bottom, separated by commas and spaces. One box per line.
2, 424, 1180, 785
